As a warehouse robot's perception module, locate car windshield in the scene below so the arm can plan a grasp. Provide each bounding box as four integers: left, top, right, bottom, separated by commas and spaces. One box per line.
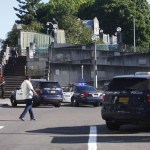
40, 82, 61, 88
77, 86, 96, 92
108, 77, 149, 91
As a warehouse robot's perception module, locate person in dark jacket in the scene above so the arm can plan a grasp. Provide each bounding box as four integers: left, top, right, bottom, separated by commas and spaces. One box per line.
11, 48, 18, 66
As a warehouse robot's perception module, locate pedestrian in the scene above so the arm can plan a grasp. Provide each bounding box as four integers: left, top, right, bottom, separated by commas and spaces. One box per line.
19, 75, 38, 121
2, 53, 7, 71
0, 77, 5, 99
11, 48, 18, 66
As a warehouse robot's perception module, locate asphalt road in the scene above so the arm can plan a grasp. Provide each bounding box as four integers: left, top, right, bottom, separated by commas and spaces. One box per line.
0, 103, 150, 150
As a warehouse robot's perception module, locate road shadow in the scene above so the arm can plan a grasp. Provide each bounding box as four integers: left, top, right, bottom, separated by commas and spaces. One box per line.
26, 124, 150, 144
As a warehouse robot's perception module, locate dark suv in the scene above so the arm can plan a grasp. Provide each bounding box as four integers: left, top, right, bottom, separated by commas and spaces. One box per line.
101, 73, 150, 130
32, 80, 63, 107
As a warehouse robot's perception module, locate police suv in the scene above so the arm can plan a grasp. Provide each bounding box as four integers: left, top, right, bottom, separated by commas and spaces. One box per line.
102, 72, 150, 130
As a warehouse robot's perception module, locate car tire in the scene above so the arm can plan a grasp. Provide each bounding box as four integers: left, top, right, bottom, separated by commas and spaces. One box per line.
32, 102, 40, 107
106, 120, 120, 130
54, 102, 61, 107
93, 103, 100, 107
10, 97, 17, 107
71, 98, 79, 107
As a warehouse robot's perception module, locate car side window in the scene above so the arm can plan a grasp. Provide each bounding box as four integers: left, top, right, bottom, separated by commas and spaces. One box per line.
36, 82, 40, 89
32, 82, 39, 89
32, 81, 36, 88
72, 86, 76, 92
69, 87, 73, 92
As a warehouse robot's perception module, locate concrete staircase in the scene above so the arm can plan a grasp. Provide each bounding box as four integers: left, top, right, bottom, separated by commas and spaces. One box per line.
3, 56, 27, 98
4, 56, 26, 76
3, 76, 25, 98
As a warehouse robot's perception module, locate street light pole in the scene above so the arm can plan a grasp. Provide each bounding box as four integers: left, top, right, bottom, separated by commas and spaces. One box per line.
94, 41, 98, 89
133, 17, 136, 52
92, 35, 98, 89
131, 15, 136, 52
116, 27, 122, 51
100, 29, 103, 41
81, 65, 84, 80
47, 28, 49, 35
53, 18, 59, 29
46, 21, 58, 44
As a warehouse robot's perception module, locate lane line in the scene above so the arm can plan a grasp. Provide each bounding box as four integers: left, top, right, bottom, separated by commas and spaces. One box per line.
0, 126, 4, 129
88, 126, 97, 150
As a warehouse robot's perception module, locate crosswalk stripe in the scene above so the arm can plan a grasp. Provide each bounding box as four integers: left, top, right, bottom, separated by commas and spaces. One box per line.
0, 126, 4, 129
88, 126, 97, 150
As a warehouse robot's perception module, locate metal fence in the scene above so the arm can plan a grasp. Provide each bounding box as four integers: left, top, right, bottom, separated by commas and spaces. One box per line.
19, 31, 54, 56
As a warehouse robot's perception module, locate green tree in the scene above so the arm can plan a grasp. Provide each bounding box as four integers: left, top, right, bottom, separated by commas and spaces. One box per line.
59, 15, 93, 44
36, 0, 93, 33
78, 0, 150, 51
0, 39, 3, 49
3, 24, 19, 47
6, 0, 150, 49
14, 0, 43, 25
21, 20, 44, 32
47, 0, 92, 16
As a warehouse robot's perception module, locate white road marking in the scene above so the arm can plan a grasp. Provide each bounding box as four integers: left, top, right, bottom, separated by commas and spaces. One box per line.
0, 126, 4, 129
88, 126, 97, 150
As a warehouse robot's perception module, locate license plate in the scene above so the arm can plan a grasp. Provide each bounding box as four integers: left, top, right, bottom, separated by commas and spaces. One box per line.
65, 95, 70, 97
119, 97, 129, 103
50, 90, 56, 93
93, 94, 98, 97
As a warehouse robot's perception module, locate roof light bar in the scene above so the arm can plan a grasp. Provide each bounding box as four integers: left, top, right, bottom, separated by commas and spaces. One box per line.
135, 72, 150, 75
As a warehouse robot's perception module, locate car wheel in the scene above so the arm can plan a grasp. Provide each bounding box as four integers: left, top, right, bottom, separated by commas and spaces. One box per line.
32, 102, 40, 107
10, 97, 17, 107
71, 98, 79, 107
106, 120, 120, 130
93, 103, 100, 107
54, 102, 61, 107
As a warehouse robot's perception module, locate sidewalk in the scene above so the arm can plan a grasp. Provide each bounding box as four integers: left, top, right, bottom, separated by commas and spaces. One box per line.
0, 98, 11, 106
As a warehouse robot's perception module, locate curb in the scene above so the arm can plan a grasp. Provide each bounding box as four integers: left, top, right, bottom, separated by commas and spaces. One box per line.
0, 104, 9, 107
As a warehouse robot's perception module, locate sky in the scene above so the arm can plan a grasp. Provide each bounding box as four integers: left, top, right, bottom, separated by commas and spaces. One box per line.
0, 0, 49, 40
0, 0, 150, 40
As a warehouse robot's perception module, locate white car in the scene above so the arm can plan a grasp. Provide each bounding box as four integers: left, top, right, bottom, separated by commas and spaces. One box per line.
62, 86, 74, 103
10, 87, 24, 106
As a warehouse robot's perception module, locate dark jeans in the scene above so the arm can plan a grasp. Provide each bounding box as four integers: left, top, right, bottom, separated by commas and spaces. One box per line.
19, 99, 34, 119
12, 56, 17, 65
1, 86, 5, 98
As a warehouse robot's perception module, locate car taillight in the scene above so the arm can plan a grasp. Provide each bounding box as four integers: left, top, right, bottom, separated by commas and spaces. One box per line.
147, 95, 150, 102
81, 92, 89, 97
102, 94, 106, 101
36, 89, 42, 94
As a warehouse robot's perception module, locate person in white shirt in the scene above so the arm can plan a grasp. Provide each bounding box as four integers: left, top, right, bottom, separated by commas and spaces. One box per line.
19, 76, 38, 121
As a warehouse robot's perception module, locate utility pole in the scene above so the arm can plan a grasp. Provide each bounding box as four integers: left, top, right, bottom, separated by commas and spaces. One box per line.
92, 34, 98, 89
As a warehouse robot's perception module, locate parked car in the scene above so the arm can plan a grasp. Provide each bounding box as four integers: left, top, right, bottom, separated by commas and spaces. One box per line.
10, 79, 63, 107
62, 86, 74, 103
63, 82, 103, 106
101, 72, 150, 130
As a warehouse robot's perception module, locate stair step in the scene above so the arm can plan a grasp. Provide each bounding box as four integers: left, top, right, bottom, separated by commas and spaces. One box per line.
4, 76, 25, 98
4, 56, 26, 76
3, 56, 26, 98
